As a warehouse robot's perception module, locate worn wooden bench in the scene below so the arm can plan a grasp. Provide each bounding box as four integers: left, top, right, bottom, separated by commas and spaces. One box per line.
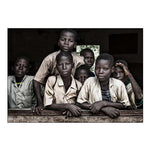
8, 109, 143, 123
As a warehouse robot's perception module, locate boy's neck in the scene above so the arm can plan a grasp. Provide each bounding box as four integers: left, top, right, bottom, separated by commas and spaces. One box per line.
15, 76, 24, 83
61, 75, 72, 92
100, 80, 109, 91
61, 75, 72, 82
61, 50, 72, 53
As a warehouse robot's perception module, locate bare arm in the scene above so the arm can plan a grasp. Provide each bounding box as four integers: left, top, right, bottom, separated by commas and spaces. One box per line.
128, 72, 143, 100
45, 103, 69, 111
90, 101, 124, 114
116, 62, 143, 100
45, 103, 81, 117
76, 102, 91, 110
33, 80, 44, 114
101, 107, 120, 118
34, 80, 43, 106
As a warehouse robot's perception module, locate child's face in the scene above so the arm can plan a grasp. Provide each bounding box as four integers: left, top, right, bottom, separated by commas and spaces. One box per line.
14, 58, 29, 78
95, 59, 113, 82
56, 56, 73, 78
83, 52, 94, 68
76, 69, 89, 84
58, 32, 76, 52
113, 66, 125, 81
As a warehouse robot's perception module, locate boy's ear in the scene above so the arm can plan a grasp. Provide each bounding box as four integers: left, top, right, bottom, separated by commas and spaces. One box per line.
74, 42, 77, 48
111, 66, 115, 73
72, 62, 74, 68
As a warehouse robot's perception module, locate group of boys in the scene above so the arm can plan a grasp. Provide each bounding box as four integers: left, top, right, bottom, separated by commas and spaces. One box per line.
8, 29, 143, 119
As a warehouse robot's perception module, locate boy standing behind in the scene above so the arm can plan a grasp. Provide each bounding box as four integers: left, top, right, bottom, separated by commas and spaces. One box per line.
34, 29, 84, 112
77, 53, 131, 118
80, 48, 95, 77
74, 64, 91, 84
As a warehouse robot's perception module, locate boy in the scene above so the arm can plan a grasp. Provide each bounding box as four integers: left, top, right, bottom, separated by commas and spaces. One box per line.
34, 29, 84, 113
74, 64, 91, 84
80, 48, 95, 77
113, 60, 143, 109
44, 51, 82, 117
77, 53, 131, 118
8, 56, 37, 109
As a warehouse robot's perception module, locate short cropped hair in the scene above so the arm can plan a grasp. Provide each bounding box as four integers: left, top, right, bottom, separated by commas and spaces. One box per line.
74, 64, 91, 78
115, 59, 128, 68
60, 29, 78, 41
96, 53, 114, 67
80, 48, 94, 57
14, 56, 30, 67
56, 51, 73, 64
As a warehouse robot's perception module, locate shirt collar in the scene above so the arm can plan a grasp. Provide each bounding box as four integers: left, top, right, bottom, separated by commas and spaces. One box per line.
57, 75, 78, 90
12, 75, 27, 84
95, 77, 114, 88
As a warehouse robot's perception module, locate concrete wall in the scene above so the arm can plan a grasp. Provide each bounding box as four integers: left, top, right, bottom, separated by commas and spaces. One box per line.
8, 28, 143, 86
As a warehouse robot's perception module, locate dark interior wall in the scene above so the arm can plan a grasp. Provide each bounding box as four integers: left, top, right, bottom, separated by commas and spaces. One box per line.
8, 28, 143, 87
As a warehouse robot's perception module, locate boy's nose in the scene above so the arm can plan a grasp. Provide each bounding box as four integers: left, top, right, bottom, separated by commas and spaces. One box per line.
19, 65, 23, 70
62, 64, 66, 69
99, 69, 104, 74
87, 59, 90, 62
64, 40, 69, 45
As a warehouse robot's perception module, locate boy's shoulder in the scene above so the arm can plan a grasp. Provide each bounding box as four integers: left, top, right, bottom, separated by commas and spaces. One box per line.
110, 77, 125, 87
47, 75, 56, 80
74, 78, 82, 88
25, 75, 34, 80
8, 75, 34, 83
84, 77, 97, 85
46, 75, 57, 85
8, 75, 15, 81
71, 52, 84, 59
44, 51, 60, 61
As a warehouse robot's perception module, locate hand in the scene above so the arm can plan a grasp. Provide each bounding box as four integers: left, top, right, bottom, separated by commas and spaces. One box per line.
80, 102, 91, 109
66, 104, 81, 117
101, 107, 120, 119
62, 110, 73, 119
83, 103, 91, 109
90, 101, 107, 114
35, 105, 44, 115
115, 62, 130, 76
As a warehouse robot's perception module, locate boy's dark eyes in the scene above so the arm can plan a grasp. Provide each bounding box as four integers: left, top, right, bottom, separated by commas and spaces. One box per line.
15, 64, 28, 68
60, 38, 74, 42
103, 68, 109, 70
95, 67, 109, 70
85, 57, 94, 59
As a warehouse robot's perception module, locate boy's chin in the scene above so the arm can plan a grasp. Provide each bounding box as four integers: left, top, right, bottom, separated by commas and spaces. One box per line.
60, 73, 71, 78
62, 49, 71, 52
15, 74, 25, 78
98, 77, 107, 82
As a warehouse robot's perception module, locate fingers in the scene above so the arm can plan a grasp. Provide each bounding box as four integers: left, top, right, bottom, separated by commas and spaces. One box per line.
62, 111, 67, 115
32, 106, 35, 113
65, 111, 71, 119
68, 105, 81, 117
109, 109, 120, 119
115, 62, 124, 67
90, 103, 102, 114
35, 106, 43, 115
